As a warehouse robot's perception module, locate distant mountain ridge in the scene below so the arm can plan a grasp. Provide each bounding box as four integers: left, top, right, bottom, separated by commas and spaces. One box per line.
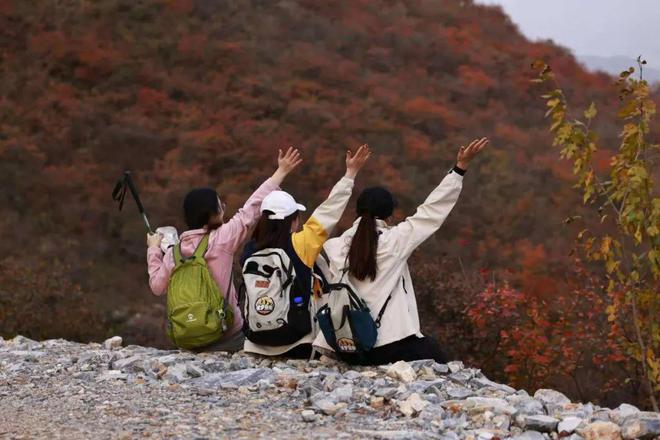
578, 54, 660, 84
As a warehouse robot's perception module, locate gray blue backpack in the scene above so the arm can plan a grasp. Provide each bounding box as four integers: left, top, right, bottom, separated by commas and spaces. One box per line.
316, 273, 392, 358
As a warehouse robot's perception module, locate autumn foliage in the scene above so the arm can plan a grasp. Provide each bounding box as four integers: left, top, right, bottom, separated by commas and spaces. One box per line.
1, 0, 658, 407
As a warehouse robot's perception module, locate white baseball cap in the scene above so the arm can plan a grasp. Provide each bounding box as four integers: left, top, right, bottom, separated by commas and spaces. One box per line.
261, 191, 307, 220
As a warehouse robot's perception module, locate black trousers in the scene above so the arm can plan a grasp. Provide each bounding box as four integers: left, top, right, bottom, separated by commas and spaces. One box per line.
282, 343, 313, 359
342, 335, 448, 366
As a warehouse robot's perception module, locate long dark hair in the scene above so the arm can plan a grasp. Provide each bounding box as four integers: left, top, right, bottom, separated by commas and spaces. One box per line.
252, 211, 299, 250
183, 188, 222, 230
348, 187, 397, 281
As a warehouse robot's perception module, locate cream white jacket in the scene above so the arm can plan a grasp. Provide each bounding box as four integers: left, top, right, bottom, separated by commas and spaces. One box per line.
313, 170, 464, 351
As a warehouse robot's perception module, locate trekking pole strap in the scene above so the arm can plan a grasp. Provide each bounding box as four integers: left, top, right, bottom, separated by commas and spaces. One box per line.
112, 171, 154, 233
124, 172, 146, 214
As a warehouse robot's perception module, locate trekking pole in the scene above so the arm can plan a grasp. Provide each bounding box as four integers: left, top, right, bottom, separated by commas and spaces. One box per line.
112, 171, 154, 234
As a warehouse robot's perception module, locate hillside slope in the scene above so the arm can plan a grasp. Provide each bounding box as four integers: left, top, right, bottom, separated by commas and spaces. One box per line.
0, 0, 618, 336
2, 0, 658, 407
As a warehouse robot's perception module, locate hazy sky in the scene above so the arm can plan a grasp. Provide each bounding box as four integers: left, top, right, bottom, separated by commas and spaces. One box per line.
475, 0, 660, 64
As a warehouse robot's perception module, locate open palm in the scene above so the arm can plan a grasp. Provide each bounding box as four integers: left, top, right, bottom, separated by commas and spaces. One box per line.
457, 138, 489, 169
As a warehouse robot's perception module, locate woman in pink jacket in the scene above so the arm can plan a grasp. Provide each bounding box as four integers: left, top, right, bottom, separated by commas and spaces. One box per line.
146, 148, 302, 351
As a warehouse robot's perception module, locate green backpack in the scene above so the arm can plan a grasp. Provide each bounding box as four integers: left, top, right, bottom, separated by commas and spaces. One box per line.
166, 234, 233, 349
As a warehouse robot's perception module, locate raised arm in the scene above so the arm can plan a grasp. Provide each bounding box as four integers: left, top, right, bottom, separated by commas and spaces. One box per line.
391, 138, 489, 257
146, 238, 175, 295
292, 144, 371, 266
215, 147, 302, 252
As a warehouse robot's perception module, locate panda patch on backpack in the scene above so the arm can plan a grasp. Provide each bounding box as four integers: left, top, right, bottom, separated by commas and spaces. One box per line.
255, 296, 275, 315
337, 337, 357, 352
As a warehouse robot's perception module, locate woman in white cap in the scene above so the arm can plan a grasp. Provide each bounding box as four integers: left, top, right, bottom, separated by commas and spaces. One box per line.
241, 144, 371, 358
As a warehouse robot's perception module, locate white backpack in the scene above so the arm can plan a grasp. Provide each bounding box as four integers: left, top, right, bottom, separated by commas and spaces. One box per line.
241, 248, 312, 345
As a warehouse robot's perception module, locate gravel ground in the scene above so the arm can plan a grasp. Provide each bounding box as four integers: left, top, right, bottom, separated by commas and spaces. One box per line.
1, 335, 658, 440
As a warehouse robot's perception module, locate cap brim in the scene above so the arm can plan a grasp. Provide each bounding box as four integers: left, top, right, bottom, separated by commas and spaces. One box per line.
296, 203, 307, 212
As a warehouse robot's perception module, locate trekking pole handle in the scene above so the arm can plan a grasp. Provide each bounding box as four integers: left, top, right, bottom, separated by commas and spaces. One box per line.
123, 171, 154, 234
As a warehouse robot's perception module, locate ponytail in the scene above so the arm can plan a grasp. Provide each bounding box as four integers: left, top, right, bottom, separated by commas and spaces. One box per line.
347, 186, 396, 281
348, 213, 379, 281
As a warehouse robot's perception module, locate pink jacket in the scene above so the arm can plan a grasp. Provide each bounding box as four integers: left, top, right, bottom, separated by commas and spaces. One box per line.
147, 177, 279, 340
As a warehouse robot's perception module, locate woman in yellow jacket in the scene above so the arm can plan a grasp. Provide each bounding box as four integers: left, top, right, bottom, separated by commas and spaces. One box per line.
241, 145, 371, 358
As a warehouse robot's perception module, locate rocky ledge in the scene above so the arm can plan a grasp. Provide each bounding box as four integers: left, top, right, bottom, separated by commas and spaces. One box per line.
0, 336, 658, 440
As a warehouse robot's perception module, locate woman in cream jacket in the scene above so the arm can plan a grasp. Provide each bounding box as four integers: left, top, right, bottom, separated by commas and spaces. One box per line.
313, 138, 489, 365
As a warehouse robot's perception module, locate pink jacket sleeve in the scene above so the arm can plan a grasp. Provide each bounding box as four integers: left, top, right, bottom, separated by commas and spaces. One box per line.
147, 246, 174, 296
209, 177, 279, 254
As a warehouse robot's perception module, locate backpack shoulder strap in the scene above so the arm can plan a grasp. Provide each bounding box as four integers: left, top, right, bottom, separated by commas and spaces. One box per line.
280, 250, 295, 289
192, 234, 210, 259
319, 248, 330, 266
374, 293, 393, 329
173, 242, 185, 268
375, 275, 403, 328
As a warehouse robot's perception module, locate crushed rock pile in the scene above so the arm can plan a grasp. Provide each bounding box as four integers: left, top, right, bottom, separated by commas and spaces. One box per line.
0, 335, 658, 439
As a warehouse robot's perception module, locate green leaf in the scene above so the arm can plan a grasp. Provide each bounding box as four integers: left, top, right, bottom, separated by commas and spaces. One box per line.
547, 98, 560, 108
605, 259, 619, 274
584, 102, 597, 119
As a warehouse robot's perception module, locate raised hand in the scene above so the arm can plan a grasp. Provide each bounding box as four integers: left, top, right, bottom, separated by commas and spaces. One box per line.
277, 146, 303, 174
345, 144, 372, 179
457, 137, 489, 170
272, 146, 303, 184
147, 232, 163, 249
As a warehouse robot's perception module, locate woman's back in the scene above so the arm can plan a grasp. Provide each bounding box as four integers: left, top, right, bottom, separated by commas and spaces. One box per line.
323, 218, 423, 348
315, 166, 467, 350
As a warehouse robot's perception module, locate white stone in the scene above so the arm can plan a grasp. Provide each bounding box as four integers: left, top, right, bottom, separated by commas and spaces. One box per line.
610, 403, 640, 425
386, 361, 417, 383
465, 397, 518, 415
558, 417, 583, 434
621, 413, 660, 440
163, 363, 188, 384
186, 363, 204, 378
521, 414, 559, 432
301, 410, 317, 422
112, 355, 143, 371
512, 431, 545, 440
312, 399, 339, 415
447, 361, 464, 373
103, 336, 123, 350
330, 384, 353, 403
533, 388, 571, 415
398, 393, 428, 417
493, 414, 511, 430
579, 421, 622, 440
533, 388, 570, 405
472, 376, 517, 394
507, 395, 545, 416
